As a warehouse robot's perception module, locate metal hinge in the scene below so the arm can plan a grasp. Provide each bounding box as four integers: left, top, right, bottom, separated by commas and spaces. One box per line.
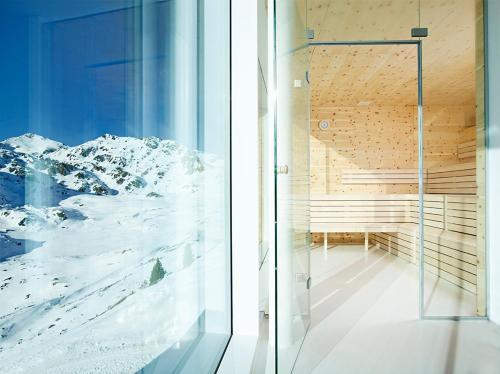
295, 273, 308, 283
306, 28, 315, 40
411, 27, 428, 38
277, 165, 289, 175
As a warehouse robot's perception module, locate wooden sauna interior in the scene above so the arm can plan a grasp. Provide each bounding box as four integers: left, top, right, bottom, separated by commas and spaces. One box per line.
308, 0, 486, 314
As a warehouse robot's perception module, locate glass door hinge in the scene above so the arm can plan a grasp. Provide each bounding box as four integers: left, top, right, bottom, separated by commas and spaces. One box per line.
306, 28, 315, 40
277, 165, 289, 174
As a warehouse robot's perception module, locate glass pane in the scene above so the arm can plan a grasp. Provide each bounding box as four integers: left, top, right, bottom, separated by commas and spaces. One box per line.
421, 0, 486, 317
275, 0, 311, 372
303, 43, 418, 373
0, 0, 231, 372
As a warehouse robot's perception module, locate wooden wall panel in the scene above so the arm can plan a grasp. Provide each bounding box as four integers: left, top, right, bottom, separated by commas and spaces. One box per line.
460, 125, 476, 144
311, 105, 473, 195
422, 105, 475, 168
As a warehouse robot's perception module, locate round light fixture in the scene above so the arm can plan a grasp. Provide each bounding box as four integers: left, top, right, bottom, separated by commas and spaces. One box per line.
318, 119, 330, 130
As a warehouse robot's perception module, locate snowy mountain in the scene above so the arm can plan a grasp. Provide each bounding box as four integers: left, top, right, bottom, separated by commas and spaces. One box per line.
1, 133, 209, 200
0, 134, 227, 373
2, 133, 64, 155
0, 133, 218, 235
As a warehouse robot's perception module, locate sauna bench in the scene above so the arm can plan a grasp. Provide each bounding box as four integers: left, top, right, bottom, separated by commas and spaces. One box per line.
311, 223, 414, 252
311, 194, 479, 292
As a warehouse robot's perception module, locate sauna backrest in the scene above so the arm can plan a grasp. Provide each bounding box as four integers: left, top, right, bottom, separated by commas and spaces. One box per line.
458, 140, 476, 160
340, 163, 476, 195
426, 162, 476, 195
310, 194, 477, 236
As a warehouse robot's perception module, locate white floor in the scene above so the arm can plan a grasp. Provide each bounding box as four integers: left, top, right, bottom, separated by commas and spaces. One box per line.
292, 244, 500, 374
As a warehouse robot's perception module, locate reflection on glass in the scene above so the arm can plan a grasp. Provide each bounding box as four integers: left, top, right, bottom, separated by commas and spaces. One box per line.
275, 0, 310, 372
0, 0, 230, 372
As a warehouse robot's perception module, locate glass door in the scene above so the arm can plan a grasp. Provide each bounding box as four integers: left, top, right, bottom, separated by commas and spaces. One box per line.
274, 0, 310, 372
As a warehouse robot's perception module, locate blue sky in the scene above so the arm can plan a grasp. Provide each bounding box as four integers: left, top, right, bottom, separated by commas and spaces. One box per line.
0, 0, 171, 146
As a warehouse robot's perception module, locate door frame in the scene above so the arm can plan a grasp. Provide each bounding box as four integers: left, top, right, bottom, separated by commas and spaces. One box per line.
309, 39, 488, 321
308, 40, 428, 318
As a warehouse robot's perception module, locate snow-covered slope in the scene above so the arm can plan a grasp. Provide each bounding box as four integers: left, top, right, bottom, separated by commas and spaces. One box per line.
2, 133, 64, 155
0, 134, 227, 373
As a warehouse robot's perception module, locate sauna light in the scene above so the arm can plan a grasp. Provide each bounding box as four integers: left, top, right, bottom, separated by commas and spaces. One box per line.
318, 119, 330, 130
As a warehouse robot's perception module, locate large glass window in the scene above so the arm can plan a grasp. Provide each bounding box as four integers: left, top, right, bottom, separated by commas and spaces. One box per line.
0, 1, 231, 372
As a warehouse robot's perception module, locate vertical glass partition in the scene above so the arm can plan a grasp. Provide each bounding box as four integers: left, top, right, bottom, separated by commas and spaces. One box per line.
0, 0, 231, 372
421, 0, 486, 318
274, 0, 310, 372
305, 0, 487, 320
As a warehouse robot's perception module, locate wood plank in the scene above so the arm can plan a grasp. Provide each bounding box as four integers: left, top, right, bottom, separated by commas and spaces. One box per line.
447, 223, 476, 235
425, 169, 475, 178
311, 223, 402, 233
447, 216, 476, 227
311, 217, 407, 223
343, 169, 419, 174
311, 206, 411, 212
446, 195, 477, 203
426, 175, 476, 183
447, 202, 476, 211
458, 140, 476, 148
343, 173, 419, 179
423, 241, 477, 265
458, 151, 476, 159
312, 211, 410, 218
427, 162, 476, 173
427, 181, 476, 189
343, 178, 418, 184
459, 146, 476, 153
447, 209, 477, 219
426, 187, 476, 194
311, 201, 413, 207
311, 194, 418, 200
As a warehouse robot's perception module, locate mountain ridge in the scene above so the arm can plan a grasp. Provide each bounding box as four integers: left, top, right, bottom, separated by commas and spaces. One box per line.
0, 133, 216, 235
0, 133, 209, 201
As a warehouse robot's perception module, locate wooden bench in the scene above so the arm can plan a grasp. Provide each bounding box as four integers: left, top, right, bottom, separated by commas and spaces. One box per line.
311, 194, 417, 252
372, 194, 478, 292
311, 193, 478, 293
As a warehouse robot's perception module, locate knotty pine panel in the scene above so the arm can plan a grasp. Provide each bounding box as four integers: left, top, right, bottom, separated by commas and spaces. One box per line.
310, 105, 474, 194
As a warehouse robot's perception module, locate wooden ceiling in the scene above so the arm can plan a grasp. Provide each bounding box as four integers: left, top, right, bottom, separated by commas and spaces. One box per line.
311, 45, 418, 106
308, 0, 476, 107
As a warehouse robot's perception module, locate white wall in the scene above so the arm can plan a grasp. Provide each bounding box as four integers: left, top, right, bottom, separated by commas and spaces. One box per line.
218, 1, 261, 372
487, 0, 500, 324
231, 0, 260, 337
